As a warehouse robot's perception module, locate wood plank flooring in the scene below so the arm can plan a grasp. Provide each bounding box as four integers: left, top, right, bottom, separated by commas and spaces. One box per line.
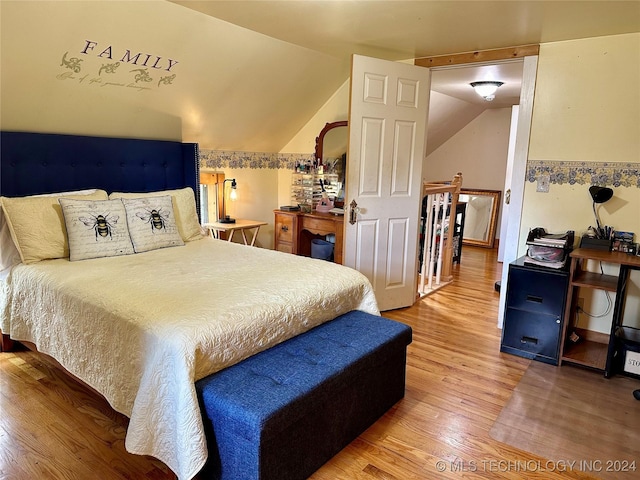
490, 361, 640, 480
0, 247, 631, 479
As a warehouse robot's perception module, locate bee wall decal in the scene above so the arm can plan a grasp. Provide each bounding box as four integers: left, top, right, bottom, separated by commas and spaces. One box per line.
79, 213, 119, 241
136, 208, 169, 232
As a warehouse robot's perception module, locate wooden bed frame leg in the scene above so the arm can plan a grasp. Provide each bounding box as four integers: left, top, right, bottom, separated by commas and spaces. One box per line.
1, 333, 15, 352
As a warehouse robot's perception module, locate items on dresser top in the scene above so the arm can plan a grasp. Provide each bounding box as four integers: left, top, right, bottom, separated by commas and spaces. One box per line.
525, 228, 574, 269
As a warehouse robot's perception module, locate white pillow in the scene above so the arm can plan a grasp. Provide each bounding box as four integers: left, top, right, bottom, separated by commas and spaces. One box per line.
109, 187, 203, 242
58, 198, 134, 261
0, 189, 102, 271
1, 190, 108, 264
122, 196, 184, 253
0, 212, 21, 274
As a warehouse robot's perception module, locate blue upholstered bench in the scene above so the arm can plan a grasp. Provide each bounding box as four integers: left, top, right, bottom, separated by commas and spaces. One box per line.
195, 310, 412, 480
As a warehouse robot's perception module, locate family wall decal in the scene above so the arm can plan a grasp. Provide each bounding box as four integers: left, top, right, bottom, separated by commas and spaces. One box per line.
57, 39, 179, 92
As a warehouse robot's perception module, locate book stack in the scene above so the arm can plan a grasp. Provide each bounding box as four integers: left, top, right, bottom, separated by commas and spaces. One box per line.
525, 228, 574, 269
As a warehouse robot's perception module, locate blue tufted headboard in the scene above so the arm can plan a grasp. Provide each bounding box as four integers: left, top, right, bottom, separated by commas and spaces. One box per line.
0, 131, 200, 218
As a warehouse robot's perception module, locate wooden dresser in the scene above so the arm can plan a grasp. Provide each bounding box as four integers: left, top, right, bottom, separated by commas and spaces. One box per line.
274, 210, 344, 264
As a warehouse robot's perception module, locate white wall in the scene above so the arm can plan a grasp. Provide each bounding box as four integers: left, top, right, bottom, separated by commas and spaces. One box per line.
425, 107, 513, 240
425, 108, 512, 190
220, 168, 280, 248
0, 0, 349, 152
278, 81, 350, 207
522, 33, 640, 332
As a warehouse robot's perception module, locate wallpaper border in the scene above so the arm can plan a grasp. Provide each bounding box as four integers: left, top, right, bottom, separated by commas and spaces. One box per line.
528, 160, 640, 188
201, 150, 640, 189
200, 149, 311, 171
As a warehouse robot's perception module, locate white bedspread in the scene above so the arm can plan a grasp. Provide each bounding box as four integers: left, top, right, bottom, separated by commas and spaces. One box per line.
0, 239, 379, 480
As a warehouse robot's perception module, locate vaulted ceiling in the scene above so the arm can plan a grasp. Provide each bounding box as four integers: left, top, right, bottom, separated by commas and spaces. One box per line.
171, 1, 640, 61
1, 1, 638, 152
171, 1, 639, 151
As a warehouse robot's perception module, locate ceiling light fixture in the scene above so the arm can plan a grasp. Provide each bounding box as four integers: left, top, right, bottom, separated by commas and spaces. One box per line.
470, 81, 504, 101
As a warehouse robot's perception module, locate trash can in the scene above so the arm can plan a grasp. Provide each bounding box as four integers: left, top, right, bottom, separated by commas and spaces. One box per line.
311, 238, 334, 261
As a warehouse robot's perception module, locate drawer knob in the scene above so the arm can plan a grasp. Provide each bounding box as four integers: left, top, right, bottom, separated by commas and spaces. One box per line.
281, 225, 289, 232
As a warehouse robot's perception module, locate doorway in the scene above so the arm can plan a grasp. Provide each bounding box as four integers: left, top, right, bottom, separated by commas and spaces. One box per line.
418, 54, 538, 328
424, 59, 524, 244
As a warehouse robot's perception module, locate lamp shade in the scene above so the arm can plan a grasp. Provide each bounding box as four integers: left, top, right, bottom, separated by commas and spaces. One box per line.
470, 81, 504, 100
589, 186, 613, 204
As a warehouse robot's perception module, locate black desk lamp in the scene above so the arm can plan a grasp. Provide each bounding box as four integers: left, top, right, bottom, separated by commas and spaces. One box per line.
589, 185, 613, 237
219, 178, 237, 224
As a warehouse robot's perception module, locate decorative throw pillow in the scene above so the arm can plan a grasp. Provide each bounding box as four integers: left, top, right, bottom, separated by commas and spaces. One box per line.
0, 190, 108, 264
0, 212, 21, 272
58, 198, 134, 261
109, 187, 203, 242
121, 196, 184, 253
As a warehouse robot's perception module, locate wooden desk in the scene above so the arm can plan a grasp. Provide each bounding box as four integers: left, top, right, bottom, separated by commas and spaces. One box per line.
203, 219, 268, 246
274, 210, 344, 264
560, 248, 640, 377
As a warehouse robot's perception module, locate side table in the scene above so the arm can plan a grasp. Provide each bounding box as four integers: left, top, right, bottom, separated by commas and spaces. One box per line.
203, 219, 268, 246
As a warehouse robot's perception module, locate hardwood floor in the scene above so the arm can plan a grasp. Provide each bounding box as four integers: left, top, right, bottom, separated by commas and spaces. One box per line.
0, 247, 615, 479
490, 361, 640, 480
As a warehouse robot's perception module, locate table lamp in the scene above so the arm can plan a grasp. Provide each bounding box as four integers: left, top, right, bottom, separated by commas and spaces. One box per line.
589, 185, 613, 237
220, 178, 237, 224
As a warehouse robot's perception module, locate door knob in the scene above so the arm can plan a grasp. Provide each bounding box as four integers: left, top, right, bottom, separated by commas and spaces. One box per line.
349, 199, 360, 225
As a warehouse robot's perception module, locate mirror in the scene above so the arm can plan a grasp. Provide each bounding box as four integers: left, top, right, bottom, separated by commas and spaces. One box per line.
458, 188, 501, 248
315, 121, 348, 202
315, 121, 348, 164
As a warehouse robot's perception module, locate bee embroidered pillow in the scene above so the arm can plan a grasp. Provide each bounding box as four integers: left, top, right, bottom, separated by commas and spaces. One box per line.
122, 196, 184, 253
58, 198, 134, 261
109, 187, 203, 242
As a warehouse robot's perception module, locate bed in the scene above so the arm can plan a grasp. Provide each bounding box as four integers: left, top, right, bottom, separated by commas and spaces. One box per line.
0, 131, 380, 480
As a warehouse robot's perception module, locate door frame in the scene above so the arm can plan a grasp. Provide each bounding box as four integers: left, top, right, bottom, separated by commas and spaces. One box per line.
416, 49, 539, 328
497, 55, 538, 328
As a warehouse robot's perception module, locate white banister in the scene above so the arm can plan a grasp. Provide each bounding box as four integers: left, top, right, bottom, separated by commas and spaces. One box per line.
418, 173, 462, 296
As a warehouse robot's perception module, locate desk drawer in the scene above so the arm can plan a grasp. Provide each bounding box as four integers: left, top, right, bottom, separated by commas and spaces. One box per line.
275, 215, 295, 243
301, 217, 334, 235
506, 266, 568, 316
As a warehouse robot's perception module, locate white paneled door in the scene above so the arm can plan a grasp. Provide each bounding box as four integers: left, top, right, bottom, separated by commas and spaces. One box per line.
345, 55, 431, 311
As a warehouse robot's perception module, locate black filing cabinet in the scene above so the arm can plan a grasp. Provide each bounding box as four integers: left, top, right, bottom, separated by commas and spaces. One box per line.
501, 256, 569, 365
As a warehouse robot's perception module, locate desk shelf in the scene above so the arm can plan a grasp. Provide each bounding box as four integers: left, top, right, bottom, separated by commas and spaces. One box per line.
571, 271, 618, 291
560, 248, 640, 377
561, 337, 608, 371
